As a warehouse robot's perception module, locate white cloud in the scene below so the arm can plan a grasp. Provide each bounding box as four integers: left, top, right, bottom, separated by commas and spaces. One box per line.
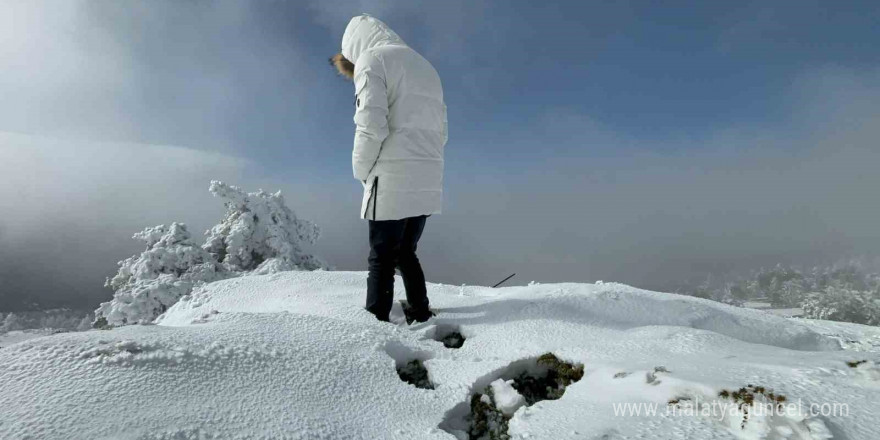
0, 132, 249, 236
0, 1, 310, 149
427, 66, 880, 289
0, 132, 253, 309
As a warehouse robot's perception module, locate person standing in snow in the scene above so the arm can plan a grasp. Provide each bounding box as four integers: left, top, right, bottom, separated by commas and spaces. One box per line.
330, 15, 447, 323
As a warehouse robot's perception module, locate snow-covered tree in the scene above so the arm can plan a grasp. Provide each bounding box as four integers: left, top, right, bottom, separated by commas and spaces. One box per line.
691, 276, 714, 300
778, 279, 807, 308
2, 313, 24, 332
802, 286, 880, 326
203, 181, 324, 272
76, 315, 93, 331
727, 283, 750, 305
94, 223, 226, 326
754, 265, 805, 307
95, 182, 326, 327
674, 260, 880, 325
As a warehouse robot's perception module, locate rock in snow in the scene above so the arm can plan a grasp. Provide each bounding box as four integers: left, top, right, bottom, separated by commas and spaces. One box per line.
1, 271, 878, 439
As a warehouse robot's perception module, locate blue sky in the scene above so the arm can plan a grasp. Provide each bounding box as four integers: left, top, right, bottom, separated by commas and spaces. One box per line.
2, 1, 880, 309
289, 1, 880, 169
2, 1, 877, 167
8, 1, 876, 173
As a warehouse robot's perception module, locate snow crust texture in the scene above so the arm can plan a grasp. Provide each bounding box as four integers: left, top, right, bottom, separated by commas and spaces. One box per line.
1, 271, 877, 439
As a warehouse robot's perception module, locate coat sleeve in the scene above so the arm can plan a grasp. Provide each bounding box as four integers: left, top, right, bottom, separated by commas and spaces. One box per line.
351, 51, 389, 181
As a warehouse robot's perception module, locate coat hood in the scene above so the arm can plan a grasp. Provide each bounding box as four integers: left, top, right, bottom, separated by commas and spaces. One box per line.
341, 15, 405, 66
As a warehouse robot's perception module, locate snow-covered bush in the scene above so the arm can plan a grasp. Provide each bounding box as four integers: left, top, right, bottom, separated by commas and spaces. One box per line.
95, 223, 225, 326
802, 286, 880, 326
95, 182, 325, 327
203, 181, 324, 272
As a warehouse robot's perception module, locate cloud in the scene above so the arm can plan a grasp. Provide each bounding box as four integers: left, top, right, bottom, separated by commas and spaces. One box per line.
421, 66, 880, 289
0, 1, 313, 152
0, 132, 253, 310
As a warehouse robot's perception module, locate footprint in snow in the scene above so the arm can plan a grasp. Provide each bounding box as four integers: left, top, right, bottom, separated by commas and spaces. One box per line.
425, 323, 466, 349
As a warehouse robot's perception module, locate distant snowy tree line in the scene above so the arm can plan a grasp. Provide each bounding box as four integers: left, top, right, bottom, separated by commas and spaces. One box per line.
0, 309, 92, 333
675, 261, 880, 326
92, 181, 327, 327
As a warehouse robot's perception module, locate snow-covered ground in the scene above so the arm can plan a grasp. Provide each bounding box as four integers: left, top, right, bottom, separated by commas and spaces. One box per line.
744, 301, 805, 319
0, 329, 55, 348
1, 271, 878, 439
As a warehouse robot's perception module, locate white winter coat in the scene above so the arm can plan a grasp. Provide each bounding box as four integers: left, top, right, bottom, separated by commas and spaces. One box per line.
341, 15, 447, 221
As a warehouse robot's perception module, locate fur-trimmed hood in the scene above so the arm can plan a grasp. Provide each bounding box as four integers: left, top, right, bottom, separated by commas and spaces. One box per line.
330, 53, 354, 79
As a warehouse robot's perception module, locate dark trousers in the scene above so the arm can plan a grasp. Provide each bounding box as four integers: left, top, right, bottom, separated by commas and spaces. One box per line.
366, 215, 429, 321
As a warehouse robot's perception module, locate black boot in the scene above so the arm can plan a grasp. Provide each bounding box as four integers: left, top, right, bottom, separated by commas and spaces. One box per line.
408, 308, 435, 324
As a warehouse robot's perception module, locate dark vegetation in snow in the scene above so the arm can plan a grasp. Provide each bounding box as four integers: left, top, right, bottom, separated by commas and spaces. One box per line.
443, 353, 584, 440
846, 359, 867, 368
717, 384, 787, 429
397, 359, 433, 390
468, 389, 510, 440
511, 353, 585, 405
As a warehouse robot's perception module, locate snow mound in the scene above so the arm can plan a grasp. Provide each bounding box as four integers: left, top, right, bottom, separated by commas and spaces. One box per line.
490, 378, 527, 416
2, 271, 876, 440
161, 272, 839, 352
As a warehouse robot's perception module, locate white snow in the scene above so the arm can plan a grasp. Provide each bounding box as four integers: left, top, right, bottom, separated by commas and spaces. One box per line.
0, 330, 53, 348
489, 379, 527, 416
1, 271, 878, 439
745, 301, 805, 318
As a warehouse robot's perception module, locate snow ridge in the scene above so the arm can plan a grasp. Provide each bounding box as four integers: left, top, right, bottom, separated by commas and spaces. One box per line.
1, 271, 875, 440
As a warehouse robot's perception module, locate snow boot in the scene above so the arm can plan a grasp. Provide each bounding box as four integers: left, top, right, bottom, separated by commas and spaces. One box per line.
399, 300, 435, 325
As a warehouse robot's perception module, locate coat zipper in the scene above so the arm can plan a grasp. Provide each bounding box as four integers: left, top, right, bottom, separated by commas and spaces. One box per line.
363, 176, 378, 220
372, 176, 378, 220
